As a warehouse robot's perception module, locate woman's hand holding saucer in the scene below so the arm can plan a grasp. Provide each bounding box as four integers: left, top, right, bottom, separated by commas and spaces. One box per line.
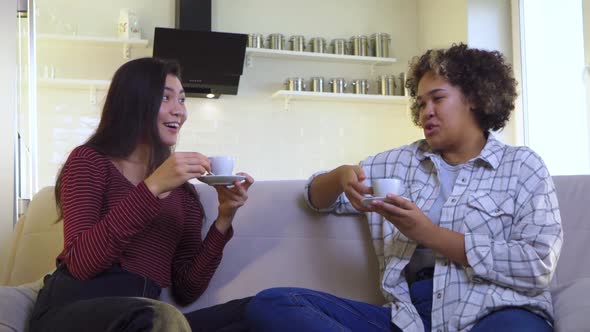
368, 194, 434, 242
214, 172, 255, 234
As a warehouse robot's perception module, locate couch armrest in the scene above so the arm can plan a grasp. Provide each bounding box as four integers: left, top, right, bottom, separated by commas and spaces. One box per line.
552, 277, 590, 332
0, 279, 42, 332
0, 215, 25, 285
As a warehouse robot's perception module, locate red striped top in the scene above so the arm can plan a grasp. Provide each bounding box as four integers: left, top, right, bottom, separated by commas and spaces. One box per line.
56, 145, 232, 305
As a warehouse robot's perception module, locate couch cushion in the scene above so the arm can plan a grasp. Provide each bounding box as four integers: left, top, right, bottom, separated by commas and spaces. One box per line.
0, 279, 42, 332
551, 277, 590, 332
0, 217, 24, 285
161, 180, 385, 313
7, 187, 63, 286
551, 176, 590, 288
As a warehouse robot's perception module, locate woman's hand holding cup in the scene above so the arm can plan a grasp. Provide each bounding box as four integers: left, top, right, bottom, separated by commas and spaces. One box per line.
145, 152, 211, 196
336, 165, 373, 212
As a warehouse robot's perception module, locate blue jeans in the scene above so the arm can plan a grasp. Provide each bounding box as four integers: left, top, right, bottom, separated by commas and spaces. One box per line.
246, 287, 398, 332
470, 307, 553, 332
30, 264, 251, 332
246, 280, 552, 332
246, 277, 434, 332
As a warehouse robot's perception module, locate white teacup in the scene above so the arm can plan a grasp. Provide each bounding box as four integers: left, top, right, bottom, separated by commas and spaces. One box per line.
371, 178, 404, 197
209, 156, 234, 175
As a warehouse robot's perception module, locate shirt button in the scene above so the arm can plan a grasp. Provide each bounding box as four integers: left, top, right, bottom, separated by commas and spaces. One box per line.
437, 292, 442, 299
461, 178, 466, 182
451, 198, 456, 203
442, 261, 447, 266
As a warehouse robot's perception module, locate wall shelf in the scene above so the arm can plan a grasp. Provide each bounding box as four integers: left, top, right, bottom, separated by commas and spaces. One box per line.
37, 34, 149, 46
38, 78, 110, 89
38, 78, 110, 105
37, 34, 149, 58
272, 90, 408, 110
245, 47, 397, 67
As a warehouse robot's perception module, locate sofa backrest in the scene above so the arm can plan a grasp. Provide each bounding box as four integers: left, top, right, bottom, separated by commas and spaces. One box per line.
550, 175, 590, 287
1, 176, 588, 311
163, 179, 384, 311
0, 181, 385, 311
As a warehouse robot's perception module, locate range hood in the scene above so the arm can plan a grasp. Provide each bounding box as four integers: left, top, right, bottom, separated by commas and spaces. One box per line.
153, 27, 247, 98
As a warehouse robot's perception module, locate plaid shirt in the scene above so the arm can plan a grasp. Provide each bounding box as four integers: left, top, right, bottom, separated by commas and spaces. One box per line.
304, 136, 563, 332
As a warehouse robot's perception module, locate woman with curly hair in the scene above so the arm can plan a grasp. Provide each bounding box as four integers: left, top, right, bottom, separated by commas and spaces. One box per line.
246, 43, 562, 332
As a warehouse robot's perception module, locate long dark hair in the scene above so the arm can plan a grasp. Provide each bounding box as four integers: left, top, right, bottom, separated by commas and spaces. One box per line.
54, 57, 189, 219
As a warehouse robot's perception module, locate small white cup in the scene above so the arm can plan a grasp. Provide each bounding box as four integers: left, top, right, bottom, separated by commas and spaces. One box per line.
209, 156, 234, 175
371, 178, 404, 197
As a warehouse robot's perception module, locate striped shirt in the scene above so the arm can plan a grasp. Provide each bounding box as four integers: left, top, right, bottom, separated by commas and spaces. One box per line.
304, 136, 563, 332
57, 145, 232, 305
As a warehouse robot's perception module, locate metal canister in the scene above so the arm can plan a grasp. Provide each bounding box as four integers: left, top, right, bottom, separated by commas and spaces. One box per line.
370, 32, 391, 57
349, 35, 369, 56
285, 77, 306, 91
377, 75, 396, 96
331, 38, 348, 55
267, 33, 286, 50
329, 78, 347, 93
396, 72, 407, 96
247, 33, 264, 48
351, 79, 370, 94
289, 35, 305, 52
308, 37, 328, 53
310, 77, 325, 92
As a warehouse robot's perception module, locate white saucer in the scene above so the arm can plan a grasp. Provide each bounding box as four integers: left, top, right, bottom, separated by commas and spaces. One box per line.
362, 195, 409, 207
198, 175, 246, 186
362, 196, 394, 207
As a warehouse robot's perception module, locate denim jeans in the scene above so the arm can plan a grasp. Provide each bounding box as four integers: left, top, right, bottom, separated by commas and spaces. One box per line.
246, 278, 552, 332
29, 264, 251, 332
246, 287, 397, 332
29, 264, 186, 332
470, 307, 553, 332
246, 276, 434, 332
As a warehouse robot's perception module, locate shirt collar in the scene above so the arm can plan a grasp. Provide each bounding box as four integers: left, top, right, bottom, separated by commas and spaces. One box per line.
416, 135, 505, 169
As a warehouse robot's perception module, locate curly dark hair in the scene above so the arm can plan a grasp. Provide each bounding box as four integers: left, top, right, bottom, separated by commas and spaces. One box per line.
405, 43, 517, 132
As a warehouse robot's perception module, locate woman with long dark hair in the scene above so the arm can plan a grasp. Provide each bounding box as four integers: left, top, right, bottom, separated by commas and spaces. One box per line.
29, 57, 254, 332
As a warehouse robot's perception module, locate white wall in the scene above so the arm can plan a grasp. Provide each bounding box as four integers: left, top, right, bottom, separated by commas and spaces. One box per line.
417, 0, 468, 51
467, 0, 516, 144
35, 0, 424, 187
36, 0, 174, 42
0, 0, 17, 272
585, 0, 590, 65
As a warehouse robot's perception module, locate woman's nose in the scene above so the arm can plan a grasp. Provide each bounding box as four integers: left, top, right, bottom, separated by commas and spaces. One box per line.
421, 103, 435, 121
171, 105, 186, 117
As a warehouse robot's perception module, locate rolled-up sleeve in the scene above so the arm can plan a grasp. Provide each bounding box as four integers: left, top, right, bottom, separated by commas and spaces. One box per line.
303, 171, 362, 215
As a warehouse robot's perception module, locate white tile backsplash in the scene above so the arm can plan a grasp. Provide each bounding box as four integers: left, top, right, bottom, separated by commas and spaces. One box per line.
33, 0, 425, 187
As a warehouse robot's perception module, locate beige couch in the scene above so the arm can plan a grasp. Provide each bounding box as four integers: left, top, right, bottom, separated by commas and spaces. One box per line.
1, 177, 589, 331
